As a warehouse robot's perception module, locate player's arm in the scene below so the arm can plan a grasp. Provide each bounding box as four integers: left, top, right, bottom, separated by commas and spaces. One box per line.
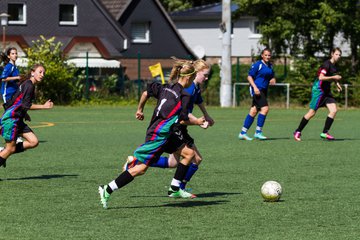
319, 73, 342, 82
30, 100, 54, 110
136, 90, 148, 121
247, 75, 260, 95
179, 94, 204, 126
180, 116, 205, 126
269, 77, 276, 85
0, 66, 20, 81
197, 103, 214, 126
1, 76, 20, 81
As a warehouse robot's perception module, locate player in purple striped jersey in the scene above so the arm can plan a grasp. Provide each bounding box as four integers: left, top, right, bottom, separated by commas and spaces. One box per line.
131, 59, 213, 192
0, 64, 54, 168
98, 60, 205, 209
294, 48, 342, 141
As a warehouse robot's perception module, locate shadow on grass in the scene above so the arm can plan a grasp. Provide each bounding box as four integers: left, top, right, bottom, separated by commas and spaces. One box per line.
195, 191, 242, 198
130, 191, 242, 199
162, 200, 229, 208
1, 174, 78, 181
304, 138, 358, 142
111, 200, 229, 209
263, 137, 291, 141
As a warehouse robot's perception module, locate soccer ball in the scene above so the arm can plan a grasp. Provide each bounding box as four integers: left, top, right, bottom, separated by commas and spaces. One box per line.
261, 180, 282, 202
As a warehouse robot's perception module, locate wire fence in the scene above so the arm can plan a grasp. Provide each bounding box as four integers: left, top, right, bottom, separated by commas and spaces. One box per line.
232, 82, 360, 109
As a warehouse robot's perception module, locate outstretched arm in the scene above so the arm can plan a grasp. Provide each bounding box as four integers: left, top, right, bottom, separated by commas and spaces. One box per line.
197, 103, 214, 126
30, 100, 54, 110
136, 91, 148, 121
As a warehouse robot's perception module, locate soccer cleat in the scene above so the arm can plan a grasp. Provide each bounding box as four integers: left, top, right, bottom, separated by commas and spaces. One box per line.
293, 131, 301, 141
238, 133, 253, 141
0, 147, 4, 152
254, 132, 267, 140
122, 156, 135, 172
320, 132, 335, 140
98, 185, 110, 209
168, 187, 197, 199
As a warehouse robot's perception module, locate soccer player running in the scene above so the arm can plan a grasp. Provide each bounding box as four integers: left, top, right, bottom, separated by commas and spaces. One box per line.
294, 47, 342, 141
0, 47, 21, 104
0, 64, 54, 168
0, 47, 24, 148
238, 48, 276, 140
126, 59, 214, 192
98, 60, 205, 209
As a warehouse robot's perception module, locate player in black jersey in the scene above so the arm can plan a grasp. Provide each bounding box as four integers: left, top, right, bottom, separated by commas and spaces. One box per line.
0, 64, 54, 168
294, 48, 342, 141
98, 60, 205, 209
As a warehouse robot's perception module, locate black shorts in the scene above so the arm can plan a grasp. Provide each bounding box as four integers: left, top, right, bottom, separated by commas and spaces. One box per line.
252, 90, 268, 109
163, 125, 194, 154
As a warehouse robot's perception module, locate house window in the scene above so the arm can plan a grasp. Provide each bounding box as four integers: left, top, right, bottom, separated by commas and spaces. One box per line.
131, 22, 150, 43
253, 21, 260, 34
59, 4, 77, 25
8, 3, 26, 25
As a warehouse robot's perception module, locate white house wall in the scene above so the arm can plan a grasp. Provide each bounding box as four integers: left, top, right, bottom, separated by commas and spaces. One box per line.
174, 18, 262, 58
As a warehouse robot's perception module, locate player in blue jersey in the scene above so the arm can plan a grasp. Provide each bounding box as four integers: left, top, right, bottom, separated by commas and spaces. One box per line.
98, 60, 205, 209
238, 48, 276, 140
0, 64, 54, 168
124, 59, 214, 193
293, 48, 342, 141
1, 47, 21, 105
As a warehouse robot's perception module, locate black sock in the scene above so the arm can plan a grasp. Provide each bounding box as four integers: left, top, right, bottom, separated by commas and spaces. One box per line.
171, 163, 189, 191
323, 116, 334, 133
113, 170, 134, 193
15, 142, 25, 153
0, 157, 6, 168
296, 117, 309, 132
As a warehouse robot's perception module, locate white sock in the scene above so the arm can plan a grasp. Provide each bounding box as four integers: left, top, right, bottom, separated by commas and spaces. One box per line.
109, 180, 118, 191
171, 178, 181, 187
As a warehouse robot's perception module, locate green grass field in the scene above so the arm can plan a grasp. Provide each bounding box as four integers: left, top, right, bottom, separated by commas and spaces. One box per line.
0, 105, 359, 240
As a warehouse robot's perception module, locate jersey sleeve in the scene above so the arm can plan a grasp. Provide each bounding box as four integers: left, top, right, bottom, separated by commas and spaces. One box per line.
0, 64, 13, 79
179, 93, 190, 122
21, 81, 35, 110
195, 93, 203, 105
319, 61, 331, 76
248, 61, 259, 78
147, 82, 163, 99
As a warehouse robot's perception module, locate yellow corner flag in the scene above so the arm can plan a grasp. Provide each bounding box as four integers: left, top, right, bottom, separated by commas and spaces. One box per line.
149, 63, 165, 84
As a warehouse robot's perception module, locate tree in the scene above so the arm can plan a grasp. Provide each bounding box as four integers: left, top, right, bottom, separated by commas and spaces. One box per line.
234, 0, 344, 57
158, 0, 219, 12
26, 36, 77, 104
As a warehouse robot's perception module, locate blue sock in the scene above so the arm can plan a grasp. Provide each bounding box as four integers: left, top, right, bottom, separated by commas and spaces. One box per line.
150, 156, 169, 168
180, 163, 198, 189
256, 113, 267, 133
241, 114, 255, 134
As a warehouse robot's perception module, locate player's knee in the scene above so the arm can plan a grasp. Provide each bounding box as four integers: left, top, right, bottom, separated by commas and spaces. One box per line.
182, 149, 195, 163
129, 164, 148, 177
7, 145, 16, 154
194, 156, 202, 165
249, 107, 257, 116
29, 139, 39, 148
261, 106, 269, 115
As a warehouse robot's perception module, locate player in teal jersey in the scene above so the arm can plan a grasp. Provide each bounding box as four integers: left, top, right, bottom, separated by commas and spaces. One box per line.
294, 48, 343, 141
124, 59, 214, 193
98, 60, 205, 209
0, 64, 54, 168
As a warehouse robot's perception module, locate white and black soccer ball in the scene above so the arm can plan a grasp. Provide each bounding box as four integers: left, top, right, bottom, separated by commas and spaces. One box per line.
261, 180, 282, 202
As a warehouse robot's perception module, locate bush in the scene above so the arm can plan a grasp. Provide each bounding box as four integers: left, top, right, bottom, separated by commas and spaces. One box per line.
26, 36, 77, 104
